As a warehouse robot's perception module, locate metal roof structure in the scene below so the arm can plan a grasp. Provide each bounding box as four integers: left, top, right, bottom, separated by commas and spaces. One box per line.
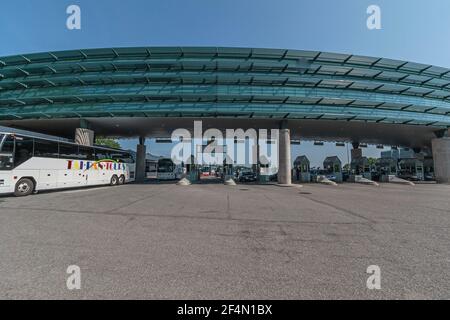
0, 47, 449, 129
294, 155, 310, 166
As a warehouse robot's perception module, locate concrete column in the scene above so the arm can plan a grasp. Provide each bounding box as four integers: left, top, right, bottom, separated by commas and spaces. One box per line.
351, 148, 362, 160
351, 142, 362, 160
75, 128, 94, 146
255, 131, 261, 180
135, 137, 147, 183
431, 137, 450, 184
278, 128, 292, 185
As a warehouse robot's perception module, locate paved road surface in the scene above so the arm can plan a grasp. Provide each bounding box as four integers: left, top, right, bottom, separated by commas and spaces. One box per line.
0, 182, 449, 299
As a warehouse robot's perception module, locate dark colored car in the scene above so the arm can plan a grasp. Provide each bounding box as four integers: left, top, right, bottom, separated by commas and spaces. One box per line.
370, 171, 381, 182
238, 172, 257, 182
342, 171, 350, 182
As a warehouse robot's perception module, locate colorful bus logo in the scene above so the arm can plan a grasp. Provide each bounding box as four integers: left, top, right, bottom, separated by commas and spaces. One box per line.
67, 159, 126, 171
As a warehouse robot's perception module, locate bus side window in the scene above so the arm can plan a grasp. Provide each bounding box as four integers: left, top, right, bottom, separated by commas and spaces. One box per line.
14, 136, 34, 167
59, 143, 79, 159
111, 152, 125, 163
95, 149, 111, 161
34, 139, 59, 158
120, 152, 134, 163
79, 146, 95, 161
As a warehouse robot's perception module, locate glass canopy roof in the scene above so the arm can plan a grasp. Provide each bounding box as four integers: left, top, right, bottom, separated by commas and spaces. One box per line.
0, 47, 449, 128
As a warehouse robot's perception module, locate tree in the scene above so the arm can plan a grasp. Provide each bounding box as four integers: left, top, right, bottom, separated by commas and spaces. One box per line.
95, 137, 121, 149
367, 157, 378, 167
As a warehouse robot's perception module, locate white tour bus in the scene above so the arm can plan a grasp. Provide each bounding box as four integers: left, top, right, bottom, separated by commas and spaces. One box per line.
0, 130, 136, 197
156, 158, 183, 180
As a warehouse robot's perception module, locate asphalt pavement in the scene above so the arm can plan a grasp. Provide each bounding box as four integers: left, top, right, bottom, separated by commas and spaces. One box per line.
0, 181, 449, 299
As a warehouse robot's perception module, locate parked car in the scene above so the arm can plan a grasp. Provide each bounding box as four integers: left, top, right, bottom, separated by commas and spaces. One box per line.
342, 171, 350, 182
370, 171, 381, 182
238, 171, 257, 182
315, 169, 337, 182
201, 167, 211, 177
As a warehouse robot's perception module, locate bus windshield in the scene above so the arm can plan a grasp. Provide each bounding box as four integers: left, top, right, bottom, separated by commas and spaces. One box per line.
0, 134, 14, 170
0, 134, 6, 149
158, 159, 175, 173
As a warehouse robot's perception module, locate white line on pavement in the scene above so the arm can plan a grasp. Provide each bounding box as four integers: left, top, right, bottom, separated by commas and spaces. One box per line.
58, 187, 112, 194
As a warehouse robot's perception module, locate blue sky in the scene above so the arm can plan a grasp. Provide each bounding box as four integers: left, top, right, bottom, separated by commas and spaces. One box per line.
1, 0, 449, 166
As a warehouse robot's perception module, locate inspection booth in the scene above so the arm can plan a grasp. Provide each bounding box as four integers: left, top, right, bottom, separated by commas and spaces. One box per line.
323, 156, 343, 183
293, 155, 311, 182
222, 156, 236, 181
185, 155, 200, 182
376, 157, 398, 182
423, 157, 435, 181
398, 158, 424, 181
351, 156, 372, 180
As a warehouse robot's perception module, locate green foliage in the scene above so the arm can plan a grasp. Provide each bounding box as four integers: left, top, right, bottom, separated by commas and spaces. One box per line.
95, 137, 121, 149
367, 157, 378, 166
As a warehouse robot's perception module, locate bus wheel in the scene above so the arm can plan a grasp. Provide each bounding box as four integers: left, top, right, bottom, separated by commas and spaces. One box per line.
110, 175, 119, 186
118, 175, 125, 185
14, 178, 35, 197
